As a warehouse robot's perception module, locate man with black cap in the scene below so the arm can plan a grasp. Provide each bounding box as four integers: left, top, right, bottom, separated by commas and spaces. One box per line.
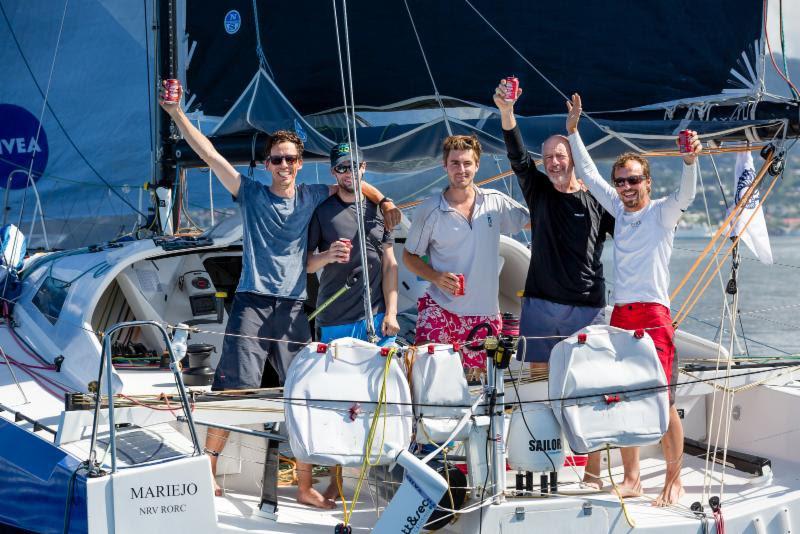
307, 144, 399, 346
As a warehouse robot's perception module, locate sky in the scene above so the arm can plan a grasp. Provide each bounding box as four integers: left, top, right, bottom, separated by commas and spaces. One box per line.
767, 1, 799, 59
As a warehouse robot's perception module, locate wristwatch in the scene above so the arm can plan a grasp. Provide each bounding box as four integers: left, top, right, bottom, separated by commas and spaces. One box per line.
378, 196, 394, 207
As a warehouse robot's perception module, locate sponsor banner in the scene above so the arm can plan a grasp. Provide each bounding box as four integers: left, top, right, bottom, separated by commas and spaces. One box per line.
0, 104, 49, 190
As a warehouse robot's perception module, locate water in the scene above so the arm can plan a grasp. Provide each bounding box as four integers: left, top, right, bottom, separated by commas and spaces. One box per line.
601, 236, 800, 357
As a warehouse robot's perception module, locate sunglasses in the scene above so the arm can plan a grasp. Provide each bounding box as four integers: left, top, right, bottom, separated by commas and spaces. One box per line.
613, 175, 647, 187
268, 155, 300, 165
333, 163, 365, 174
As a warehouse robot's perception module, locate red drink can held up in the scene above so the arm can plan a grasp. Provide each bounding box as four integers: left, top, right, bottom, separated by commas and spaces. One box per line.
164, 79, 181, 103
455, 273, 465, 296
678, 130, 692, 154
504, 76, 519, 102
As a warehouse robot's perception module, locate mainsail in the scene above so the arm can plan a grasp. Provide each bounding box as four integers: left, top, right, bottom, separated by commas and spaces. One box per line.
1, 0, 797, 248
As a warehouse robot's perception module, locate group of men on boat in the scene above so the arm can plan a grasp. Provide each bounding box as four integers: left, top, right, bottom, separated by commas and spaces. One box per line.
159, 76, 702, 509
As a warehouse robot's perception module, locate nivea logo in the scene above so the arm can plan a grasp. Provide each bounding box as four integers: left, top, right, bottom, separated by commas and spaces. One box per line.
0, 104, 49, 189
224, 10, 241, 35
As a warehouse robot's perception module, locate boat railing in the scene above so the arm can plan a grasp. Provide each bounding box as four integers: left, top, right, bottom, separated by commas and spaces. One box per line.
86, 320, 201, 474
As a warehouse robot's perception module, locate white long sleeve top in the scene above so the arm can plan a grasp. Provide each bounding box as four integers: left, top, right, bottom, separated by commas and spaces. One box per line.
568, 132, 697, 307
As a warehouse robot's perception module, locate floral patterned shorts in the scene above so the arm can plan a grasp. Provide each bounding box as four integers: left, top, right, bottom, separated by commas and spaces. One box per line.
414, 293, 502, 373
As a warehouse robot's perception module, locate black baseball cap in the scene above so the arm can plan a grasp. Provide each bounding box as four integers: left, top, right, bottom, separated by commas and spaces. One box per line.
330, 143, 365, 168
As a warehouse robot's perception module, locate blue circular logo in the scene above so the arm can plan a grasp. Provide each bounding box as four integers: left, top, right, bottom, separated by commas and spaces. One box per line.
0, 104, 49, 190
224, 10, 241, 35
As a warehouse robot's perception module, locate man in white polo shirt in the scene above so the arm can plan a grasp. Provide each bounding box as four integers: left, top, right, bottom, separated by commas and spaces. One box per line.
403, 134, 530, 372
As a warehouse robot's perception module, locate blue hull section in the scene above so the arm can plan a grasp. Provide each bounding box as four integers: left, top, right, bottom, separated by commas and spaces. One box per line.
0, 419, 88, 534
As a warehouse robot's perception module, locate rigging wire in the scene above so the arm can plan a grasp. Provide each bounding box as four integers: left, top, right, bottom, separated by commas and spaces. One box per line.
763, 0, 800, 99
331, 0, 376, 340
401, 0, 453, 136
0, 2, 148, 220
461, 0, 645, 154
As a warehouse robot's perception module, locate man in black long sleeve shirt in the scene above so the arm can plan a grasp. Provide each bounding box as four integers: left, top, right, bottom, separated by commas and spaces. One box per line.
494, 81, 614, 375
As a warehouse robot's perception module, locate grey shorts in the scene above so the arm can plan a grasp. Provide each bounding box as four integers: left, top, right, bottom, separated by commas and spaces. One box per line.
211, 292, 311, 390
518, 297, 605, 363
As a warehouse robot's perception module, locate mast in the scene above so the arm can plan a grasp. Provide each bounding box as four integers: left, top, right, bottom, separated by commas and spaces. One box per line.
154, 0, 179, 235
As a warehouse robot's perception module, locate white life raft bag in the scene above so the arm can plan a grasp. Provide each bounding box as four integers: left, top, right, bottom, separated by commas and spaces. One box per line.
548, 324, 669, 454
506, 403, 566, 473
410, 344, 472, 444
284, 337, 413, 466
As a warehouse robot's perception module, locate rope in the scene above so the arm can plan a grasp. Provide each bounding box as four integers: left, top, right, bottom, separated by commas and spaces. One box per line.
606, 445, 636, 528
341, 346, 394, 526
673, 169, 780, 327
763, 0, 800, 98
670, 150, 771, 304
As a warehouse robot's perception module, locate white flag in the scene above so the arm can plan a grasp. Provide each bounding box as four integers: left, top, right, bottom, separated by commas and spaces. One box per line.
728, 151, 772, 264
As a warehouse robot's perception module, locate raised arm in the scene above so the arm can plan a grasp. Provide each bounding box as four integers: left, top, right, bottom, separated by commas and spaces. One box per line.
159, 82, 241, 197
660, 130, 701, 227
493, 80, 546, 186
565, 93, 618, 214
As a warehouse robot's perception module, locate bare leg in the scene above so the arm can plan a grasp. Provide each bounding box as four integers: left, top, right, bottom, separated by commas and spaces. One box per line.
205, 428, 228, 497
615, 447, 642, 497
322, 465, 342, 501
296, 461, 336, 509
653, 405, 685, 506
582, 451, 604, 490
529, 362, 548, 381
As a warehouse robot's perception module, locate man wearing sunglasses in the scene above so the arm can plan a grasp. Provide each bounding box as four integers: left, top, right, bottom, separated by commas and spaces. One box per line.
160, 83, 400, 508
307, 143, 399, 346
403, 134, 530, 373
493, 81, 615, 382
566, 93, 701, 507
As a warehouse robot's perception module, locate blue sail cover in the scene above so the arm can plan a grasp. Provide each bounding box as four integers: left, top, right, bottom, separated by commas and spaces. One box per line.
1, 0, 791, 247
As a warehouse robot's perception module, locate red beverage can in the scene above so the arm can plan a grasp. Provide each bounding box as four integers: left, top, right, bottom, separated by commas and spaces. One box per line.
338, 238, 351, 262
678, 130, 692, 154
504, 76, 519, 102
455, 273, 465, 296
164, 79, 181, 103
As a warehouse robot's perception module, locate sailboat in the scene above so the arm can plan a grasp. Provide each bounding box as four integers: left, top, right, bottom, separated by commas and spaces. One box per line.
1, 0, 800, 532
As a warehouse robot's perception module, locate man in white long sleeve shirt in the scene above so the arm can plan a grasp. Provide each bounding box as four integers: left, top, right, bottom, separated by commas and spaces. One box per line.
566, 93, 701, 506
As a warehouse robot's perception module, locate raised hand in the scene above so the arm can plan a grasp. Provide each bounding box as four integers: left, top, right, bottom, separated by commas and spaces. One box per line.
493, 79, 522, 113
566, 93, 582, 134
158, 80, 182, 115
681, 130, 702, 165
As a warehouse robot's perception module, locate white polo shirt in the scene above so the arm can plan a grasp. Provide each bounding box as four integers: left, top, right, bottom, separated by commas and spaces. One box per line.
405, 186, 529, 315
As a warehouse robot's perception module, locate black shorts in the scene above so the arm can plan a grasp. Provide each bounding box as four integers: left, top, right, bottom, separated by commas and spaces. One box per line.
211, 292, 311, 390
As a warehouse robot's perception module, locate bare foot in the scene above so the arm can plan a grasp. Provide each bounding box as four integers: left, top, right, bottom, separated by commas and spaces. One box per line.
652, 481, 685, 506
613, 479, 642, 498
581, 477, 603, 491
297, 487, 336, 510
213, 479, 223, 497
322, 481, 340, 502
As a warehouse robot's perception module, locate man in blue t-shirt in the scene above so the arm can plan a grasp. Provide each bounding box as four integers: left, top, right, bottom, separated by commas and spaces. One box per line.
160, 83, 400, 508
307, 143, 399, 346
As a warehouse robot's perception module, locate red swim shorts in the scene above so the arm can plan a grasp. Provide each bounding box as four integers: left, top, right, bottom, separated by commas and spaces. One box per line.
415, 293, 502, 371
610, 302, 676, 386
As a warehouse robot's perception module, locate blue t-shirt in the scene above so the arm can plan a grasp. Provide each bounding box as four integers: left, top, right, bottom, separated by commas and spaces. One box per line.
235, 175, 329, 299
